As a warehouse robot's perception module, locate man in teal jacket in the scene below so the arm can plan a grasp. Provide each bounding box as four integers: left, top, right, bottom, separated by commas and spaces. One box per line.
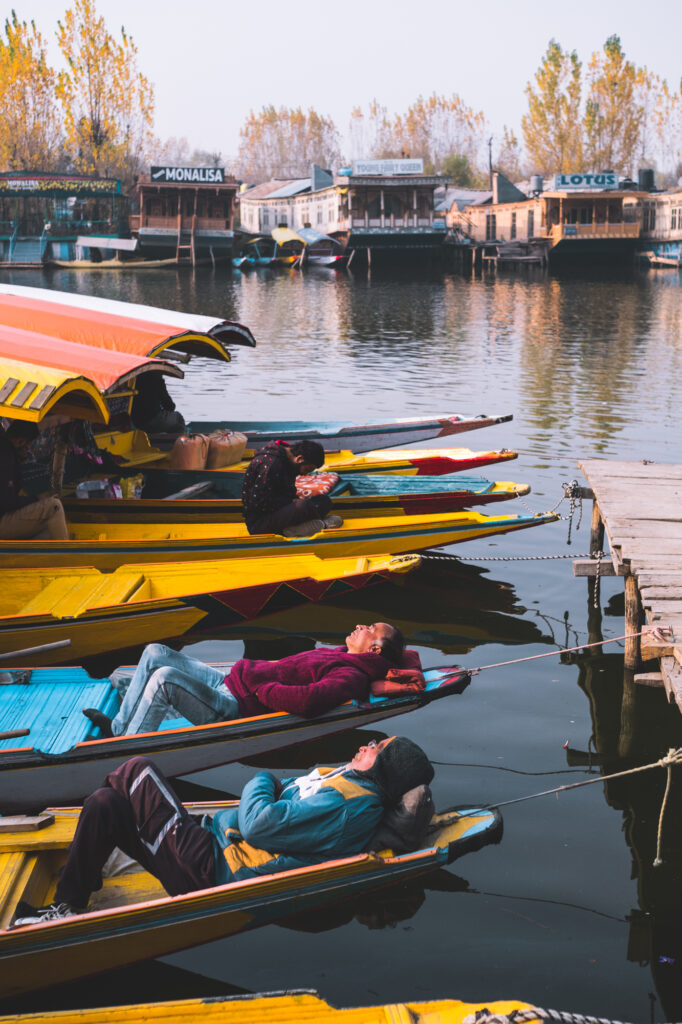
13, 736, 434, 926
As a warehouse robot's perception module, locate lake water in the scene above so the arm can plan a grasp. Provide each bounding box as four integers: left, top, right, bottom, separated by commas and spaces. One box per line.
2, 262, 681, 1019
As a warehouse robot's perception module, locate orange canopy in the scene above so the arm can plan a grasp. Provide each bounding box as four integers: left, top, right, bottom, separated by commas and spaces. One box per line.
0, 288, 255, 360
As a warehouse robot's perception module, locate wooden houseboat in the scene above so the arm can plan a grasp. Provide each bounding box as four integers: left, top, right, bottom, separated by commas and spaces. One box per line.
0, 172, 125, 266
638, 185, 682, 266
448, 171, 644, 267
239, 161, 448, 265
129, 166, 239, 264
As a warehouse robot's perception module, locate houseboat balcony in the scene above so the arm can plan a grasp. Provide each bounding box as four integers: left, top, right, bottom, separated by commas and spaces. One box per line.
549, 222, 640, 244
350, 214, 441, 229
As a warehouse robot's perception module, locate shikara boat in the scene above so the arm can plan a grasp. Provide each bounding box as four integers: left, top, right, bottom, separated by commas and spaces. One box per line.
0, 991, 538, 1023
184, 412, 514, 453
0, 659, 467, 811
271, 227, 305, 265
64, 476, 531, 525
0, 801, 502, 997
0, 508, 558, 570
104, 430, 519, 477
0, 286, 512, 456
0, 553, 419, 667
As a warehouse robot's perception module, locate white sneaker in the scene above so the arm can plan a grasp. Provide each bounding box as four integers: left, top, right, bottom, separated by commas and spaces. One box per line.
12, 902, 77, 927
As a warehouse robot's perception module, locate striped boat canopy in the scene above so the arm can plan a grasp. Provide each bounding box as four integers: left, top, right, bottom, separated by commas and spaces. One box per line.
0, 324, 182, 423
0, 284, 256, 359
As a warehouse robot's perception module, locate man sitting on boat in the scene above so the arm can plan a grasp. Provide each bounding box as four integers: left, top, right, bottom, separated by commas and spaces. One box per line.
241, 438, 344, 536
83, 622, 406, 737
0, 421, 69, 541
13, 736, 434, 925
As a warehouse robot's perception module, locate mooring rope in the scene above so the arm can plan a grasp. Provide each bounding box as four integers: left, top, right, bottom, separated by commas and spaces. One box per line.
484, 748, 682, 869
468, 627, 666, 675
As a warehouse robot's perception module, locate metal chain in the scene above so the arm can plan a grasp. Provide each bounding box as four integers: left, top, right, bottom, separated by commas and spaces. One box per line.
463, 1007, 656, 1024
421, 551, 594, 562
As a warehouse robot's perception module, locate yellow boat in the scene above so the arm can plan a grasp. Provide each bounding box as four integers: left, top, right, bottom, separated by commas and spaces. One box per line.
101, 429, 518, 476
0, 553, 420, 665
0, 802, 502, 998
0, 508, 558, 571
0, 992, 538, 1023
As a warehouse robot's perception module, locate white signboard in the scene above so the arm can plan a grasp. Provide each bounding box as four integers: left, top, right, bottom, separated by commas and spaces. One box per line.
552, 172, 618, 190
150, 166, 226, 184
352, 159, 424, 176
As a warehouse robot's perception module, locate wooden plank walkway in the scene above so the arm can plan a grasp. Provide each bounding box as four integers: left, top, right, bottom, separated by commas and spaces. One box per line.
578, 459, 682, 710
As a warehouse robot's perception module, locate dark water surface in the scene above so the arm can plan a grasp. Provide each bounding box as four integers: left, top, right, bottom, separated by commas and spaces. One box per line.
2, 263, 681, 1018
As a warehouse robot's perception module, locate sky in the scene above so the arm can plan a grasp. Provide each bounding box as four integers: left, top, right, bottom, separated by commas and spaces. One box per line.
10, 0, 682, 164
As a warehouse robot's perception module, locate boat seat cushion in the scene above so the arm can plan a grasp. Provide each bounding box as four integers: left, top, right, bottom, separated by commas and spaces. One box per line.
295, 472, 340, 497
367, 784, 435, 853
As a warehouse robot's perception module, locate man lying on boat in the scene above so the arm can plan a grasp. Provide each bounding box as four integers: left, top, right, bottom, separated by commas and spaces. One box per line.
83, 623, 409, 737
241, 438, 344, 536
12, 737, 434, 926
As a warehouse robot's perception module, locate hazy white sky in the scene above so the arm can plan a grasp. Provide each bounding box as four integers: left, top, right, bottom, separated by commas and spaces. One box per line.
11, 0, 682, 162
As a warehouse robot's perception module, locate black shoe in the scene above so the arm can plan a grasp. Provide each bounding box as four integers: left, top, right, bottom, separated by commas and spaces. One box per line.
12, 901, 79, 927
82, 707, 114, 738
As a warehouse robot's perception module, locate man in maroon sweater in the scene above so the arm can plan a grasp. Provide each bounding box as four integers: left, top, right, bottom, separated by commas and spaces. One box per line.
84, 623, 405, 737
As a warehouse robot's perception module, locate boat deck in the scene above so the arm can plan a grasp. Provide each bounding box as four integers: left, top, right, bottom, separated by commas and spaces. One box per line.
576, 459, 682, 710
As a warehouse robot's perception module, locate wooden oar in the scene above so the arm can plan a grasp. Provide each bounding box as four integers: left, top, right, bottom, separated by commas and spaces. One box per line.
0, 638, 72, 663
0, 728, 30, 741
163, 481, 214, 500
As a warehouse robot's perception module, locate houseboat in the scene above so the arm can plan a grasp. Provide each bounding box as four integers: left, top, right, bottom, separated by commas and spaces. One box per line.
447, 171, 644, 268
129, 166, 239, 264
239, 161, 448, 265
0, 172, 125, 266
638, 185, 682, 267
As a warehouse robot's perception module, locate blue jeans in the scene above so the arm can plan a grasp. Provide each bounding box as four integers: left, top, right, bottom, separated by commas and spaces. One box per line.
111, 644, 240, 736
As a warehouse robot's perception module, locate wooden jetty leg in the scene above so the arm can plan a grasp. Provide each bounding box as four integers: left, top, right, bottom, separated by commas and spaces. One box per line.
618, 668, 637, 759
624, 574, 643, 671
590, 500, 604, 556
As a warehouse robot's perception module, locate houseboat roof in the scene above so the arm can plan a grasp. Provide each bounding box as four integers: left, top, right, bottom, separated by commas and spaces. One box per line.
0, 328, 181, 424
0, 285, 256, 355
436, 187, 492, 212
241, 179, 310, 201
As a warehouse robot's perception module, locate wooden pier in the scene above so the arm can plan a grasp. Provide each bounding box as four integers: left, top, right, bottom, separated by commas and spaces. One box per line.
574, 459, 682, 711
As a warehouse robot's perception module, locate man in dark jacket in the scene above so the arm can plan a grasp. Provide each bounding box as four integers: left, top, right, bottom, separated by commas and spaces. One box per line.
84, 622, 405, 737
241, 438, 343, 536
12, 735, 434, 925
0, 421, 68, 540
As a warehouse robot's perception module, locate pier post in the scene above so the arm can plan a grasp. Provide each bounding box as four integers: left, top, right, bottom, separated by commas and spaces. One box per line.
624, 574, 643, 671
589, 500, 604, 556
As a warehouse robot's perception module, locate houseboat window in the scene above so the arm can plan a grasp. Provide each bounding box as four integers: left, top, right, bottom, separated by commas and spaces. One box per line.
648, 203, 656, 231
367, 195, 381, 218
485, 213, 497, 240
418, 195, 430, 217
317, 209, 323, 224
185, 198, 194, 216
510, 211, 516, 239
527, 210, 534, 236
261, 210, 269, 227
580, 207, 591, 224
672, 208, 678, 230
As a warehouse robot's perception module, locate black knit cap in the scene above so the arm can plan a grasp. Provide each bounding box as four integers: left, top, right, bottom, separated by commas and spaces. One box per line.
356, 736, 434, 805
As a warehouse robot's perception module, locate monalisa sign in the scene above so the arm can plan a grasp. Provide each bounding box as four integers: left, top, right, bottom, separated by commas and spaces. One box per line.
150, 167, 226, 184
552, 172, 618, 190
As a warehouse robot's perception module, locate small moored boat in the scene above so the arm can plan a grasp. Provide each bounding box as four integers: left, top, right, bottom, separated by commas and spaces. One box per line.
0, 800, 502, 997
0, 552, 420, 666
0, 659, 468, 811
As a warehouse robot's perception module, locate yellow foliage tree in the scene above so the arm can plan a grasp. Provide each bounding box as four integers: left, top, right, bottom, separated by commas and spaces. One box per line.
522, 39, 583, 175
56, 0, 154, 182
583, 35, 644, 175
0, 12, 62, 171
396, 93, 486, 173
236, 106, 341, 182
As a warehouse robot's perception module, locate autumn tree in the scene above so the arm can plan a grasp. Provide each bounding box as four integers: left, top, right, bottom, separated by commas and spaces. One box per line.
583, 35, 644, 175
236, 106, 341, 182
348, 101, 400, 161
653, 78, 682, 184
56, 0, 155, 183
396, 93, 486, 173
522, 39, 582, 174
495, 127, 524, 181
0, 12, 62, 171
